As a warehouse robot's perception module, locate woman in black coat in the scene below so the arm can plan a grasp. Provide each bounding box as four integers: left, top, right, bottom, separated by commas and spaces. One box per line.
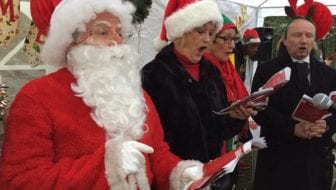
141, 0, 256, 189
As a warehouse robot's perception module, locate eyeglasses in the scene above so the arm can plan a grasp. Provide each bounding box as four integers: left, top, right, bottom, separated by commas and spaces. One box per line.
89, 27, 133, 42
216, 35, 240, 44
76, 28, 134, 47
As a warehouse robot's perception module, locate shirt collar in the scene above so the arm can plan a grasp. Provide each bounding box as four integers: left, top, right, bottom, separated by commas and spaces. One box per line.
291, 56, 310, 64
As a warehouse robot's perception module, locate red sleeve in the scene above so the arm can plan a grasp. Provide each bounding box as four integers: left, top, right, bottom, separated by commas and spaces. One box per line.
143, 91, 181, 190
0, 92, 108, 189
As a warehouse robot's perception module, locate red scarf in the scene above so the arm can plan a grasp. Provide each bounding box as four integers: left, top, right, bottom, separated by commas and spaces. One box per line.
174, 49, 200, 80
204, 52, 248, 102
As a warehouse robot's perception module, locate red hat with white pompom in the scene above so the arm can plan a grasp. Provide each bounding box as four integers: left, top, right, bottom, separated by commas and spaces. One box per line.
154, 0, 223, 50
242, 29, 261, 45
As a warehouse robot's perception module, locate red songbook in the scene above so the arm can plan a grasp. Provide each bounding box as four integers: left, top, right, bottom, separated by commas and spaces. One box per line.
260, 66, 291, 91
292, 94, 331, 122
214, 67, 291, 115
214, 88, 273, 114
187, 137, 267, 190
187, 146, 243, 190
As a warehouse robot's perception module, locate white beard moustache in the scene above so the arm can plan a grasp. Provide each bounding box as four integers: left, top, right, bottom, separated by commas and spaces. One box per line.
67, 44, 146, 140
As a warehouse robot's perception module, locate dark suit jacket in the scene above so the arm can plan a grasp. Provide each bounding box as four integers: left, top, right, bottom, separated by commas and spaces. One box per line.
251, 51, 336, 190
142, 44, 244, 163
234, 42, 264, 81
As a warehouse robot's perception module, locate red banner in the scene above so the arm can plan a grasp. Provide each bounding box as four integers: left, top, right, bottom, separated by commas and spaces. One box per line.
0, 0, 19, 48
0, 0, 15, 21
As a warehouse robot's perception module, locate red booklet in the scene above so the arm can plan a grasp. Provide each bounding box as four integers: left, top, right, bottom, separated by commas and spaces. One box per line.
187, 137, 267, 190
292, 94, 331, 122
259, 66, 291, 91
214, 67, 292, 115
187, 148, 240, 190
214, 88, 273, 114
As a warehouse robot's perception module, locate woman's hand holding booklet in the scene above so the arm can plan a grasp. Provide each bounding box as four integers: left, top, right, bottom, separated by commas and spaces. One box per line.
214, 67, 291, 115
214, 88, 273, 115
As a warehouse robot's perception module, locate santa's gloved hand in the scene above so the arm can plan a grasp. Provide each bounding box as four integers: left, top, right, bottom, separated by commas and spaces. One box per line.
182, 165, 203, 189
121, 141, 154, 175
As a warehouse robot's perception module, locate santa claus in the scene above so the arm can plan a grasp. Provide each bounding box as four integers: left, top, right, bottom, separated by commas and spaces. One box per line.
0, 0, 205, 189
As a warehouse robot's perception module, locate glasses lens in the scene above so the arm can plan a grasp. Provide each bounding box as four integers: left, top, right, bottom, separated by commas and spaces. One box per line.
217, 35, 240, 44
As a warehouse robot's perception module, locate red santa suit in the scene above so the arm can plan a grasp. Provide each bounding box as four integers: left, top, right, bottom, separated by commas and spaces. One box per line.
0, 68, 196, 189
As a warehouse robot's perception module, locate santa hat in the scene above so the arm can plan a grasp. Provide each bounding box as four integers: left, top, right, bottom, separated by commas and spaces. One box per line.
154, 0, 223, 50
219, 14, 237, 33
33, 0, 135, 68
30, 0, 62, 36
242, 29, 261, 45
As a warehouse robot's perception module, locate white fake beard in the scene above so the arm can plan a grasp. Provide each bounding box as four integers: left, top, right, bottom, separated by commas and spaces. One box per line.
67, 44, 146, 140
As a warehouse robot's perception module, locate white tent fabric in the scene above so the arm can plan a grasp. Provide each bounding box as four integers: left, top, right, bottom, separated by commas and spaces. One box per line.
227, 0, 336, 8
130, 0, 336, 67
226, 0, 336, 26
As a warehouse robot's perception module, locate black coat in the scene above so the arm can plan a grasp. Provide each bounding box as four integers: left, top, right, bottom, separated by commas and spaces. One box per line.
142, 44, 244, 163
251, 51, 336, 190
234, 42, 263, 81
233, 42, 247, 80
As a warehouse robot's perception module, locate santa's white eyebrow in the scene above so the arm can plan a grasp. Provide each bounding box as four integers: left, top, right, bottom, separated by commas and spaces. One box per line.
93, 21, 121, 29
94, 20, 112, 27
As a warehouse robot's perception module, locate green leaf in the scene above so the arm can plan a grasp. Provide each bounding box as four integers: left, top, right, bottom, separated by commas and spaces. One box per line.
126, 0, 152, 24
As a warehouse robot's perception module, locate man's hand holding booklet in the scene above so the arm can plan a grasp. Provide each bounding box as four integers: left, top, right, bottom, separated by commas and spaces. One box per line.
292, 94, 331, 122
214, 67, 291, 115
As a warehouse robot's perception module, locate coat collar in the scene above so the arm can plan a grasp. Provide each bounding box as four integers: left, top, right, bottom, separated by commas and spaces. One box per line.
279, 52, 321, 96
155, 43, 216, 84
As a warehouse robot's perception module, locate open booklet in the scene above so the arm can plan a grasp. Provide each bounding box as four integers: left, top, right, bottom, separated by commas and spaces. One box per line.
214, 88, 274, 115
292, 94, 331, 122
187, 137, 267, 190
214, 67, 291, 115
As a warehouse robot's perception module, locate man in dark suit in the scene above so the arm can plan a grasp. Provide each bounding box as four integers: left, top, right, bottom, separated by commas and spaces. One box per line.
251, 17, 336, 190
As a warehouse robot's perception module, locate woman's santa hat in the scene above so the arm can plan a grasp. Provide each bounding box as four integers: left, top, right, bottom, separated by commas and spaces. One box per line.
242, 29, 261, 45
30, 0, 135, 68
154, 0, 223, 50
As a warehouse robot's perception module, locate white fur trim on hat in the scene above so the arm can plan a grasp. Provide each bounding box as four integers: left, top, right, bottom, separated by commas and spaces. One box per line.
165, 0, 222, 42
153, 36, 168, 51
242, 38, 261, 45
41, 0, 135, 68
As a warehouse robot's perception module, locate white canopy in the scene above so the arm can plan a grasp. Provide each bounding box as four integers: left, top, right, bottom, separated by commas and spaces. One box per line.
224, 0, 336, 26
227, 0, 336, 8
